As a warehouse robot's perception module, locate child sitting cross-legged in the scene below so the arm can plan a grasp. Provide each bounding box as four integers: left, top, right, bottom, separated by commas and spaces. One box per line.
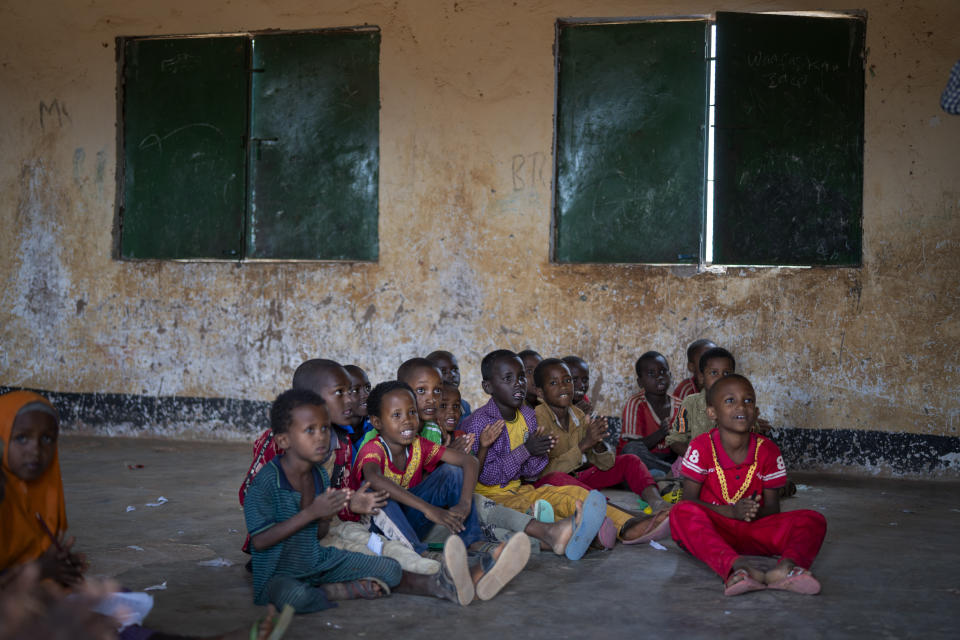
464, 350, 663, 557
246, 388, 494, 610
351, 381, 530, 602
0, 389, 295, 640
240, 359, 440, 577
670, 374, 826, 596
530, 358, 671, 545
434, 379, 588, 558
620, 351, 681, 476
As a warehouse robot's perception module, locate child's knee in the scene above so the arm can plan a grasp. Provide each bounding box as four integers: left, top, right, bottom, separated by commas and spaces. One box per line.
432, 463, 463, 481
669, 500, 703, 523
371, 556, 405, 587
795, 509, 828, 534
620, 453, 643, 467
430, 462, 464, 492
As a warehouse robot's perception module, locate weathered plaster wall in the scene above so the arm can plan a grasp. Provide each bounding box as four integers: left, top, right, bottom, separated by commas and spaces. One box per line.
0, 1, 958, 474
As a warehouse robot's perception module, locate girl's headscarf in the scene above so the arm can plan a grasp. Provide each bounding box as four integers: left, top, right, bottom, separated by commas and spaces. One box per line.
0, 390, 66, 570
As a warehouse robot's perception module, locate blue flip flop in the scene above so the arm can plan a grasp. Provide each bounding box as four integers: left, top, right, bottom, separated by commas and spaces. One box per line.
564, 490, 606, 561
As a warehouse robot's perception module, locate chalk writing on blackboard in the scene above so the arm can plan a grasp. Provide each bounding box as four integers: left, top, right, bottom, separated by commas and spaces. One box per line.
138, 123, 224, 154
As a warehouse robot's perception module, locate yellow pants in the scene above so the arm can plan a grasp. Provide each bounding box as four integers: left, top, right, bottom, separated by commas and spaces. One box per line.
477, 483, 633, 537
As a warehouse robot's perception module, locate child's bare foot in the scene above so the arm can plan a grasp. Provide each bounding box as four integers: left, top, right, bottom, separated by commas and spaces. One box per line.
724, 560, 767, 597
764, 558, 794, 585
529, 504, 577, 555
321, 578, 389, 601
765, 560, 821, 595
619, 510, 670, 544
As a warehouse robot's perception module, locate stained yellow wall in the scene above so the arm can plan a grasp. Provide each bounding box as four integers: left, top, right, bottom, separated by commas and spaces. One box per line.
0, 2, 957, 444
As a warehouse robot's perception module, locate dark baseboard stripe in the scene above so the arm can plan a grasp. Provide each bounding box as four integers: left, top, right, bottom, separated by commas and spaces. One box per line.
3, 387, 958, 476
604, 417, 960, 477
0, 385, 269, 437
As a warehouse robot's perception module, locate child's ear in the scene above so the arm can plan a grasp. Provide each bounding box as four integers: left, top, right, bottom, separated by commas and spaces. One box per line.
705, 406, 718, 423
687, 361, 697, 376
481, 379, 492, 395
369, 415, 382, 430
274, 432, 290, 450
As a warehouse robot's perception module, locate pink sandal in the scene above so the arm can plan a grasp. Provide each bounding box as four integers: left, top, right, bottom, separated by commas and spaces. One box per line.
596, 517, 617, 549
768, 567, 821, 595
621, 510, 670, 545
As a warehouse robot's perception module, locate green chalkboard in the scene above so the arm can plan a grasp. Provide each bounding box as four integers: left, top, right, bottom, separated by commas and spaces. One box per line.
120, 37, 248, 259
554, 20, 708, 264
246, 30, 380, 260
713, 12, 865, 266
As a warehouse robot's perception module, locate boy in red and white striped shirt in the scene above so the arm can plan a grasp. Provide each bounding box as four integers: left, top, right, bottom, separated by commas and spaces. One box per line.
620, 351, 681, 475
672, 339, 717, 400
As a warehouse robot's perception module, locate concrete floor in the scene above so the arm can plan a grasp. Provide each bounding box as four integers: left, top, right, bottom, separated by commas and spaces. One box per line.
60, 435, 960, 640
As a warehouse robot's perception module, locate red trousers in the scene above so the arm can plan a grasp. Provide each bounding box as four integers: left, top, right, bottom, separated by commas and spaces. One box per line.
670, 501, 827, 579
533, 454, 656, 495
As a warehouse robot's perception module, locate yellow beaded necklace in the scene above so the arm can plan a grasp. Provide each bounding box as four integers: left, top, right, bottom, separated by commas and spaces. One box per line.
710, 434, 763, 504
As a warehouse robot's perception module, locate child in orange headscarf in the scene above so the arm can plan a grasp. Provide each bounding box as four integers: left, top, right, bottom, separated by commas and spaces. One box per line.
0, 390, 84, 584
0, 390, 296, 639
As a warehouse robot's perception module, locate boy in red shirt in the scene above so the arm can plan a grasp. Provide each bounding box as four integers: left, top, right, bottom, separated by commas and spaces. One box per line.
672, 339, 717, 400
670, 374, 826, 596
620, 351, 681, 476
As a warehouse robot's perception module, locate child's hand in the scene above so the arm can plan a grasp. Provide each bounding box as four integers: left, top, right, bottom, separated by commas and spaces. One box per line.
732, 494, 761, 521
38, 535, 86, 586
524, 432, 555, 457
425, 505, 466, 533
0, 563, 120, 640
581, 416, 609, 450
448, 502, 471, 523
307, 487, 352, 520
348, 482, 389, 515
479, 421, 505, 448
450, 433, 475, 453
